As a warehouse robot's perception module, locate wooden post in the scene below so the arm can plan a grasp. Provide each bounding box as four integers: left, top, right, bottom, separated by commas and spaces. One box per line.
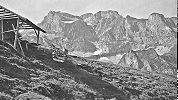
17, 38, 25, 56
37, 30, 40, 44
34, 29, 37, 36
12, 18, 25, 56
1, 19, 3, 40
13, 18, 19, 49
34, 29, 39, 44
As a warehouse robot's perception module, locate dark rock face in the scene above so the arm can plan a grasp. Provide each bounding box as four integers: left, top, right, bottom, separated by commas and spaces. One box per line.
80, 11, 130, 54
94, 11, 128, 53
37, 11, 98, 52
145, 13, 176, 47
125, 15, 147, 50
125, 13, 177, 51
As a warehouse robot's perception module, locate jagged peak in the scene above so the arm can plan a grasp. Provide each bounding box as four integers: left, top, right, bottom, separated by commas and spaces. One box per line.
126, 15, 138, 20
48, 10, 57, 14
126, 15, 146, 20
94, 10, 123, 18
47, 11, 78, 17
80, 13, 94, 19
148, 13, 165, 20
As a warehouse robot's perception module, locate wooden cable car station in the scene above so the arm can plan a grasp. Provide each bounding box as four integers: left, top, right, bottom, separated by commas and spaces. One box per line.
0, 5, 46, 56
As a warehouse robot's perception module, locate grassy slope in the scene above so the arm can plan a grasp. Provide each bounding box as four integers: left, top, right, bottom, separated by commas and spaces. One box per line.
0, 40, 176, 100
70, 56, 177, 100
0, 41, 95, 100
0, 40, 128, 100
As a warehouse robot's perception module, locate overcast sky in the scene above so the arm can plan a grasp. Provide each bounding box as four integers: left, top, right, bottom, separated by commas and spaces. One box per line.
0, 0, 177, 24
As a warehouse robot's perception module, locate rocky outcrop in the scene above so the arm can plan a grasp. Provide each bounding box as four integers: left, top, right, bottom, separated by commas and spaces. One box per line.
94, 11, 128, 53
118, 48, 177, 76
80, 11, 131, 54
125, 13, 177, 51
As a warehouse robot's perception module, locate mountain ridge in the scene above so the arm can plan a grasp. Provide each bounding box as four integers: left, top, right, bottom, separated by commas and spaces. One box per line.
22, 10, 177, 76
35, 10, 176, 53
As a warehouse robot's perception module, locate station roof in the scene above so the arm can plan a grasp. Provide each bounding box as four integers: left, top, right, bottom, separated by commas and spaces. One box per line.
0, 5, 46, 33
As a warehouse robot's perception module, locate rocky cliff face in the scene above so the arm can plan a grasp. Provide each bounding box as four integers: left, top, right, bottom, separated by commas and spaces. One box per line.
117, 13, 177, 76
38, 11, 98, 52
118, 48, 177, 76
81, 11, 128, 53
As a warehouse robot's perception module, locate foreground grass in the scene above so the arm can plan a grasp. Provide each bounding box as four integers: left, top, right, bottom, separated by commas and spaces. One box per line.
0, 41, 98, 100
70, 56, 177, 100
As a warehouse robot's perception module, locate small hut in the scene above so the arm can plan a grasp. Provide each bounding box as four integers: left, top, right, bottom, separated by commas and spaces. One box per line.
0, 5, 46, 55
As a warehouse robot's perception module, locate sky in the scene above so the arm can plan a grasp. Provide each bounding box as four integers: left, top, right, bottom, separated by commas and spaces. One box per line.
0, 0, 177, 24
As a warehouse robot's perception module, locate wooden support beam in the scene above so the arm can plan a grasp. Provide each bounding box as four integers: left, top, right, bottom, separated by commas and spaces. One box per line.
1, 19, 3, 40
12, 24, 17, 49
34, 29, 38, 36
21, 25, 31, 27
0, 10, 5, 12
3, 14, 17, 17
17, 38, 25, 56
2, 29, 18, 33
0, 12, 11, 14
0, 15, 17, 18
37, 30, 40, 44
0, 13, 14, 16
0, 14, 18, 18
21, 23, 28, 25
0, 10, 10, 13
19, 27, 33, 29
13, 17, 19, 49
34, 29, 40, 44
0, 16, 19, 19
19, 22, 23, 27
3, 18, 18, 21
20, 22, 29, 27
